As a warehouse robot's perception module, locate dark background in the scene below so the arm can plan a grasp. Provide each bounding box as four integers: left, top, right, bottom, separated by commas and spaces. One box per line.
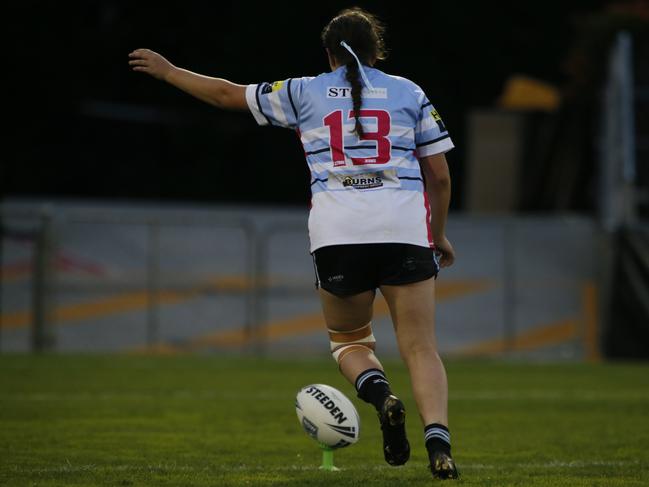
4, 0, 612, 208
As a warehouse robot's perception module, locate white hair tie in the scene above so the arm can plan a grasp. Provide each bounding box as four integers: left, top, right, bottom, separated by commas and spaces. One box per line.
340, 41, 374, 91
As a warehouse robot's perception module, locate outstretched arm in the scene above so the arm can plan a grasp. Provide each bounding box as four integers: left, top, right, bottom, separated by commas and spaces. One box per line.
419, 152, 455, 268
128, 48, 247, 110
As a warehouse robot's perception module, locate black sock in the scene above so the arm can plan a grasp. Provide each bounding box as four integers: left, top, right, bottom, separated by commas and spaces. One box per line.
355, 368, 392, 411
424, 423, 451, 456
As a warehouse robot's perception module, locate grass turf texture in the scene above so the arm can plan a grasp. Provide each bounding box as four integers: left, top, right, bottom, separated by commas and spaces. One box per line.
0, 356, 648, 486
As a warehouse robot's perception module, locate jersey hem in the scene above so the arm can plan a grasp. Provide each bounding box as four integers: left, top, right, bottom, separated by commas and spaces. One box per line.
309, 237, 433, 254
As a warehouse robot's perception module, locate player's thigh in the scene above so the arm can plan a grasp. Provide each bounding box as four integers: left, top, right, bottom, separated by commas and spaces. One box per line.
380, 277, 437, 348
318, 288, 376, 331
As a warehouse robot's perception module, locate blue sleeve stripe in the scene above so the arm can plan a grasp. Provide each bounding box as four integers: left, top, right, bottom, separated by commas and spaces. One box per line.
416, 128, 443, 143
255, 84, 273, 126
279, 93, 295, 126
416, 134, 450, 148
287, 78, 298, 119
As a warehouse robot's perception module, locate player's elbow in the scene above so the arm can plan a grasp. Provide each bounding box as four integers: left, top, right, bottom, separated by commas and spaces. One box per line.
208, 87, 229, 108
209, 86, 244, 110
424, 166, 451, 190
420, 154, 451, 189
428, 172, 451, 189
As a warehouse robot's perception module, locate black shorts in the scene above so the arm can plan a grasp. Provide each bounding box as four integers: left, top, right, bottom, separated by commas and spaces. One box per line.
312, 243, 439, 297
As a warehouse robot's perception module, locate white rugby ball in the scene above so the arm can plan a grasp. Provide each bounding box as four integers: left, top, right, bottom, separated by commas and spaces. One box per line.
295, 384, 360, 449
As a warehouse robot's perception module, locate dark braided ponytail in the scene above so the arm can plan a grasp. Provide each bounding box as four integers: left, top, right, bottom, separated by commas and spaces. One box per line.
321, 7, 387, 137
345, 61, 364, 136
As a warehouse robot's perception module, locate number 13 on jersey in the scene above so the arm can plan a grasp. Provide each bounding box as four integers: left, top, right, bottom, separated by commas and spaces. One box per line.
323, 109, 392, 166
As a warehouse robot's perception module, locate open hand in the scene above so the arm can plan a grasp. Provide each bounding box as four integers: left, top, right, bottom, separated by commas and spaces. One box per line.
129, 49, 174, 80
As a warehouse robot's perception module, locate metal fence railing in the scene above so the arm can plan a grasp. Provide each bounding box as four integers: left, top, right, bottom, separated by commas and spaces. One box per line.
1, 205, 260, 352
1, 204, 599, 359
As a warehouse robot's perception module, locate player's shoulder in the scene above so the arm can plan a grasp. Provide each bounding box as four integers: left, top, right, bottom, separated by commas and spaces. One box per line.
294, 75, 317, 84
384, 73, 421, 90
257, 76, 315, 94
308, 70, 342, 85
378, 71, 427, 103
281, 75, 316, 90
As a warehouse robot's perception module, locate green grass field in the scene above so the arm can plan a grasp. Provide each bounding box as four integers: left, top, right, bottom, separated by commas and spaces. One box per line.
0, 355, 648, 486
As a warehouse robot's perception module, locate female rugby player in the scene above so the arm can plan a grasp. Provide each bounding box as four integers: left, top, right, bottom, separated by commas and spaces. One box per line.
129, 7, 458, 480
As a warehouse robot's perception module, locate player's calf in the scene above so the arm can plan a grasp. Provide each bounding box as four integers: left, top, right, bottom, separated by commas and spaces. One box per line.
329, 325, 410, 466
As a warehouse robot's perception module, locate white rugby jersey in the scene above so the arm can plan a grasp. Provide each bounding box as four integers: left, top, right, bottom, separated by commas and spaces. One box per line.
245, 65, 454, 252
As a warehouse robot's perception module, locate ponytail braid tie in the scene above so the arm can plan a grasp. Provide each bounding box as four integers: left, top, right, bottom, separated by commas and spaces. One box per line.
340, 41, 374, 90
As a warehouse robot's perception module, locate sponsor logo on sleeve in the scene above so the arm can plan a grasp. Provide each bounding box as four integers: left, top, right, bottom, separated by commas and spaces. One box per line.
430, 108, 447, 132
260, 81, 284, 95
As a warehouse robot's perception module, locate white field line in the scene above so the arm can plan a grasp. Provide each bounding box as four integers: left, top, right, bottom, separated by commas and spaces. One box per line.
459, 460, 644, 469
3, 460, 644, 475
1, 390, 649, 402
449, 390, 649, 401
